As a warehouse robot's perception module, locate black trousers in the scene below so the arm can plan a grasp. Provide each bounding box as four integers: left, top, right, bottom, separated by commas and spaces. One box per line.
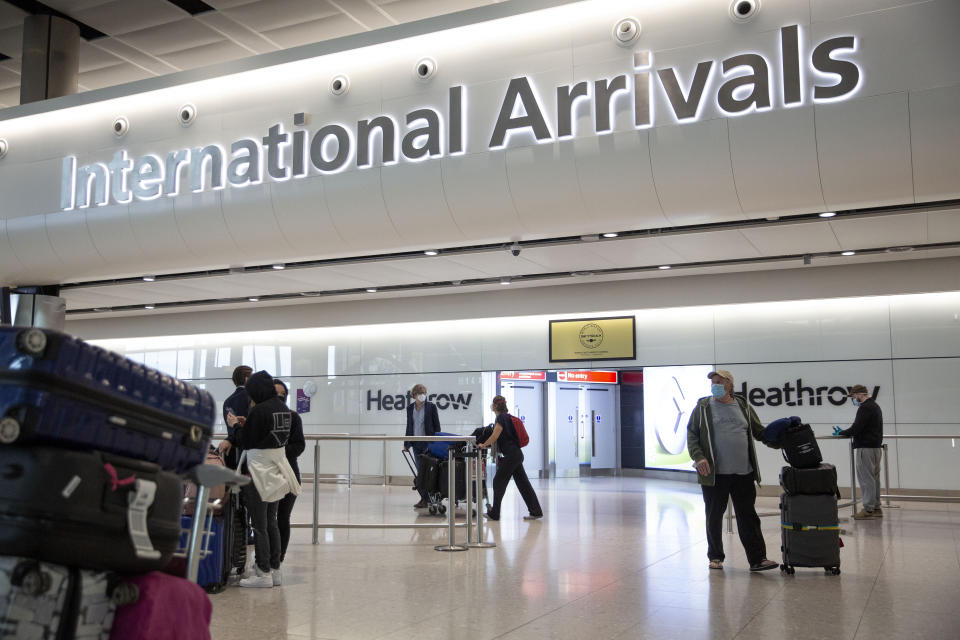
489, 445, 542, 519
243, 483, 281, 571
411, 444, 429, 502
701, 473, 767, 565
277, 491, 297, 563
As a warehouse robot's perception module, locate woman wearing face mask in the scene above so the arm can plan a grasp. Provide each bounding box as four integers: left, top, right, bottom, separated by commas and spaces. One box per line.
686, 370, 778, 573
478, 395, 543, 522
404, 384, 441, 509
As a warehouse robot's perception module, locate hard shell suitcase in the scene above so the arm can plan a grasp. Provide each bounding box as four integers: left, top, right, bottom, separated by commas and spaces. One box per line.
779, 493, 841, 575
0, 555, 138, 640
438, 458, 466, 502
176, 490, 247, 593
780, 464, 840, 497
417, 453, 441, 495
109, 572, 211, 640
0, 327, 215, 472
0, 447, 182, 574
780, 423, 823, 469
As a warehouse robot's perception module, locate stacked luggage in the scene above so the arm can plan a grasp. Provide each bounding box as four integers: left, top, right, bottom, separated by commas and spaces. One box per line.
0, 326, 218, 637
767, 417, 842, 576
402, 431, 488, 517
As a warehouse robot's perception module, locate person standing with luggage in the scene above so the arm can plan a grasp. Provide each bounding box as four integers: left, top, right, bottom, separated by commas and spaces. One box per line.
687, 370, 778, 572
838, 384, 884, 520
219, 365, 252, 470
273, 379, 305, 563
478, 395, 543, 521
228, 371, 301, 588
404, 384, 441, 509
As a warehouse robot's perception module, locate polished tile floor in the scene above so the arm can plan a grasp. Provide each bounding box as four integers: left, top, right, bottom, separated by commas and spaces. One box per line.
208, 477, 960, 640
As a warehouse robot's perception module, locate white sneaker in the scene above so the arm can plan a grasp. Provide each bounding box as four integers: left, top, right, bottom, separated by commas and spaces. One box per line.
272, 569, 282, 586
238, 574, 273, 588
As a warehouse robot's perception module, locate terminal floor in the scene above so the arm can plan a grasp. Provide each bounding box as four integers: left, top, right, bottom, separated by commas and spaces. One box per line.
208, 477, 960, 640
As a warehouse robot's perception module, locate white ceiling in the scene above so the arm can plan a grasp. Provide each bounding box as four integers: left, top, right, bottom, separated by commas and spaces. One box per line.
61, 207, 960, 314
0, 0, 502, 108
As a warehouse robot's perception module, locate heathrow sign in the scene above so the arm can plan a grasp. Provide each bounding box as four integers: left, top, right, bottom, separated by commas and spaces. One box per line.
60, 25, 861, 210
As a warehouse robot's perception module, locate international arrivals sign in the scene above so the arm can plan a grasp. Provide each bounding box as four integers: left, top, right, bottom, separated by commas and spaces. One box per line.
60, 25, 861, 211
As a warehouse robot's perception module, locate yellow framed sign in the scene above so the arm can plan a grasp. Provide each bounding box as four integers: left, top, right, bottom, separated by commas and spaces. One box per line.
549, 316, 636, 362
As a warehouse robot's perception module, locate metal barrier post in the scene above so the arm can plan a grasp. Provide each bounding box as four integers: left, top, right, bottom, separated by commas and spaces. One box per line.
848, 439, 857, 518
882, 443, 891, 508
435, 447, 468, 552
312, 440, 320, 545
468, 448, 495, 549
383, 439, 387, 487
187, 485, 210, 583
348, 440, 352, 489
465, 442, 473, 544
726, 497, 733, 534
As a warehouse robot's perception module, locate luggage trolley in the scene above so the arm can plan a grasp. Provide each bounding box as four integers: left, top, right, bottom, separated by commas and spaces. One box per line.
402, 445, 490, 517
178, 463, 249, 588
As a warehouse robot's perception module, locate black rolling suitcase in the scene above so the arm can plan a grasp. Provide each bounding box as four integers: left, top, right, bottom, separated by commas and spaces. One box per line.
779, 493, 841, 575
0, 447, 182, 574
417, 453, 441, 495
0, 556, 138, 640
0, 327, 215, 472
780, 463, 840, 497
438, 458, 466, 502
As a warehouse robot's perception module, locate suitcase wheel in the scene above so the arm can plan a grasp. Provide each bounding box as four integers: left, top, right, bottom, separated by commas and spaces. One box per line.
826, 567, 841, 576
15, 328, 47, 357
108, 580, 140, 606
11, 561, 51, 596
429, 505, 437, 515
780, 565, 795, 575
0, 416, 20, 444
438, 504, 447, 515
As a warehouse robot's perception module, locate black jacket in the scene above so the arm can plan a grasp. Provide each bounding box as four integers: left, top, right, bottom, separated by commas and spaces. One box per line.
286, 411, 305, 482
238, 371, 292, 451
405, 401, 440, 449
222, 386, 250, 446
839, 397, 883, 448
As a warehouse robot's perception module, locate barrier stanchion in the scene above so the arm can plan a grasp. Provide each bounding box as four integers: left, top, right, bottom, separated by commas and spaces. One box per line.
468, 448, 495, 549
435, 447, 468, 552
312, 441, 320, 545
882, 443, 892, 508
848, 440, 857, 518
465, 442, 473, 544
725, 498, 733, 534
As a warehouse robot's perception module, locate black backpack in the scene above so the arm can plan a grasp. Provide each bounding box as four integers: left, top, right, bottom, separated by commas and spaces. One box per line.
780, 422, 823, 468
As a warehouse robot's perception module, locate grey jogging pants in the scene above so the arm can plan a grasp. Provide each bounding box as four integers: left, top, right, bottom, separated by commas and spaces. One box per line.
856, 447, 883, 511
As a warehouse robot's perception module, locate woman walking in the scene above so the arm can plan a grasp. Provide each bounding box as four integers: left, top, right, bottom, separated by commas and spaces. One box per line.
478, 395, 543, 521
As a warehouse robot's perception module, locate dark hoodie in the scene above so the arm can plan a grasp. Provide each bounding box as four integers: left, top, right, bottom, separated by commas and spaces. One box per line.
238, 371, 292, 451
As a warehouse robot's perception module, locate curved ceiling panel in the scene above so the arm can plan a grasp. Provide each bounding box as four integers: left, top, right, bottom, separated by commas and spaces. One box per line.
0, 219, 25, 279
381, 161, 463, 246
171, 190, 235, 261
505, 139, 585, 237
323, 168, 404, 251
5, 215, 62, 280
128, 198, 194, 273
221, 183, 294, 260
85, 203, 144, 266
44, 210, 105, 272
441, 152, 521, 240
910, 84, 960, 203
269, 174, 345, 255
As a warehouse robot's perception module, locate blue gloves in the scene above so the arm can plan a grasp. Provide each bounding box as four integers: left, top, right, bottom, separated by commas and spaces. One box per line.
832, 426, 843, 436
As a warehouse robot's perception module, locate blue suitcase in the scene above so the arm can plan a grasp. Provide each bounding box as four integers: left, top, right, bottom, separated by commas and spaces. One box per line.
178, 490, 247, 593
0, 327, 214, 472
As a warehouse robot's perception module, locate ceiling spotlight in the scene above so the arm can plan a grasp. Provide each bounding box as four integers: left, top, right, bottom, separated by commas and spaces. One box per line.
143, 275, 156, 282
248, 297, 259, 302
272, 263, 285, 270
658, 265, 672, 270
500, 277, 511, 285
451, 280, 462, 286
841, 251, 856, 256
144, 305, 155, 310
366, 288, 377, 293
602, 232, 619, 238
424, 249, 439, 256
819, 212, 836, 218
885, 246, 914, 253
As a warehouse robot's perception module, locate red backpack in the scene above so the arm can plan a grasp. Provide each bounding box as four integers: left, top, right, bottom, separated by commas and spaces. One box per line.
510, 415, 530, 448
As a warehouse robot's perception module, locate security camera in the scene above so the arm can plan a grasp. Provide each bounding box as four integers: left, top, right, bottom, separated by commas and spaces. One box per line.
0, 138, 7, 159
510, 243, 521, 257
613, 18, 641, 46
330, 75, 349, 95
112, 116, 129, 137
415, 58, 437, 80
178, 104, 197, 126
729, 0, 759, 22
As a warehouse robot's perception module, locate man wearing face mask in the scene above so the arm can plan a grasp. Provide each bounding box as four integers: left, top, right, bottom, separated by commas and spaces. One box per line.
404, 384, 441, 509
837, 384, 884, 520
687, 370, 778, 572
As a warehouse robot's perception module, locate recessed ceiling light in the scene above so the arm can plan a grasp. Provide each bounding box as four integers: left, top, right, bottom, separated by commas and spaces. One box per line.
248, 297, 259, 302
841, 251, 855, 256
658, 265, 672, 270
144, 305, 155, 310
500, 277, 511, 285
885, 246, 914, 253
819, 212, 836, 218
424, 249, 439, 256
272, 263, 285, 270
602, 232, 619, 238
366, 288, 377, 293
143, 275, 155, 282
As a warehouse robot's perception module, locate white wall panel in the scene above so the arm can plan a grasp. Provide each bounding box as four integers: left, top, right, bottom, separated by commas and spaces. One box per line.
171, 189, 236, 261
650, 119, 741, 225
221, 183, 293, 260
127, 198, 192, 273
506, 139, 586, 235
380, 161, 463, 246
909, 85, 960, 202
0, 219, 24, 277
323, 169, 404, 251
268, 175, 345, 255
740, 222, 841, 256
441, 152, 521, 240
891, 358, 960, 424
634, 308, 714, 366
816, 92, 913, 210
829, 212, 927, 251
729, 106, 825, 216
714, 298, 892, 363
890, 292, 960, 359
44, 210, 105, 270
4, 214, 61, 277
891, 425, 960, 491
84, 203, 144, 265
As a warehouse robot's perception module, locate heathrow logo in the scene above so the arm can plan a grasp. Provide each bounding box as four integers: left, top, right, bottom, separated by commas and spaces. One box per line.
365, 389, 473, 412
60, 24, 860, 211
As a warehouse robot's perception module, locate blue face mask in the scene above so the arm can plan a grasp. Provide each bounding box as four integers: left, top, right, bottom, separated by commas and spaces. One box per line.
711, 384, 727, 399
851, 398, 861, 407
